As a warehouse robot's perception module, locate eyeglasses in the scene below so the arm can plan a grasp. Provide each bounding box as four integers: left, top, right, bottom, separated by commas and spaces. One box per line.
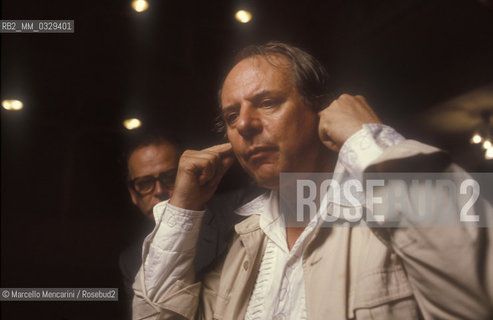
128, 169, 177, 196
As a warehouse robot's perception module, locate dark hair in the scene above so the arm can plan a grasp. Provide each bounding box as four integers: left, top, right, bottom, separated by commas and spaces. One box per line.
216, 41, 332, 133
122, 128, 181, 180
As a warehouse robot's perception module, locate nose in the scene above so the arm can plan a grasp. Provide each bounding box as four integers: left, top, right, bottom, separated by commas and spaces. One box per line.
236, 106, 262, 139
154, 180, 170, 200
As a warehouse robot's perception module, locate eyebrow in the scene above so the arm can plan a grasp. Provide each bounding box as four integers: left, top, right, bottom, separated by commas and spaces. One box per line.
221, 104, 240, 116
221, 89, 284, 115
132, 168, 178, 181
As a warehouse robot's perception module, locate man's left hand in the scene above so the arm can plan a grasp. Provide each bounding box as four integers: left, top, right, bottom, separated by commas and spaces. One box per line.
318, 94, 382, 152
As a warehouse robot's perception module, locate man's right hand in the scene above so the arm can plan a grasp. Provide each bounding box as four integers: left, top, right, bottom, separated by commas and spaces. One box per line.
169, 143, 235, 211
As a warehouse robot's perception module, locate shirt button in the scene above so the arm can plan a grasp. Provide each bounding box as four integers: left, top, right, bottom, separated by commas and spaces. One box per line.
274, 314, 285, 320
243, 260, 249, 270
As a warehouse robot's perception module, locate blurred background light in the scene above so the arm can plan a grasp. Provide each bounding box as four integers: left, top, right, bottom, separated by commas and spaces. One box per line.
483, 139, 492, 149
2, 99, 24, 111
471, 133, 482, 144
132, 0, 149, 13
123, 118, 142, 130
486, 147, 493, 160
235, 10, 252, 23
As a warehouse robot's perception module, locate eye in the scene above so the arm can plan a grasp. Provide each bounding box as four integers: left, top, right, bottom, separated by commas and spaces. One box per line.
157, 174, 176, 189
224, 112, 239, 125
260, 98, 280, 108
135, 177, 155, 193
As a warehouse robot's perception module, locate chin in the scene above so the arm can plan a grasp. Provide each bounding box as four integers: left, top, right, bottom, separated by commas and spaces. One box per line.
259, 181, 280, 190
240, 161, 280, 190
252, 171, 280, 190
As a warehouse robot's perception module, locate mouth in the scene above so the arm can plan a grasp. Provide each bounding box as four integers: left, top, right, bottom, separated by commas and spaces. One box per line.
245, 145, 278, 162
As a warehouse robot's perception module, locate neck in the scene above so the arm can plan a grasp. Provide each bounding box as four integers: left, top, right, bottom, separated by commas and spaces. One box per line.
286, 227, 305, 250
283, 145, 336, 250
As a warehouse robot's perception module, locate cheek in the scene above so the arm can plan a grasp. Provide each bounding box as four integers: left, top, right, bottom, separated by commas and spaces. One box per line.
279, 115, 319, 151
270, 116, 298, 145
139, 195, 153, 207
226, 129, 239, 146
227, 131, 244, 158
234, 150, 250, 173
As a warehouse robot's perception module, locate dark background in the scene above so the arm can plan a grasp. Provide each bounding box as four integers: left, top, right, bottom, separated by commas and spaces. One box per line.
2, 0, 493, 319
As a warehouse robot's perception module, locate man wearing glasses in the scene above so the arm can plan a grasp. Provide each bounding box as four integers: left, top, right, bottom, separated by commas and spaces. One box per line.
123, 131, 259, 317
120, 132, 180, 313
127, 135, 179, 220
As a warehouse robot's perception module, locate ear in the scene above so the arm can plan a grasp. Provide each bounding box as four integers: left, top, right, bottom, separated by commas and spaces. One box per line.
128, 187, 139, 205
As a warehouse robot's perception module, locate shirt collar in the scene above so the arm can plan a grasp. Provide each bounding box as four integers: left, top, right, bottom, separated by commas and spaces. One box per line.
234, 164, 364, 216
233, 159, 366, 240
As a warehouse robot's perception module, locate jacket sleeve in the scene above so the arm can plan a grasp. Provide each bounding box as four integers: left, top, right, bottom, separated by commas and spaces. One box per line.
132, 202, 205, 320
365, 139, 493, 319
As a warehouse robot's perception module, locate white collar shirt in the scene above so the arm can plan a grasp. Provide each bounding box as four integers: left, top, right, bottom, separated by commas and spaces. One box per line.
238, 124, 405, 320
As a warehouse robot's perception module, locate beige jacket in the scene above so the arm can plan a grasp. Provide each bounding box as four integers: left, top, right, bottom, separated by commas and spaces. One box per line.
133, 140, 493, 319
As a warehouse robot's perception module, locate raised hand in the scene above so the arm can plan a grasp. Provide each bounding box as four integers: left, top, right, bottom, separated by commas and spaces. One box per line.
318, 94, 382, 152
169, 143, 235, 211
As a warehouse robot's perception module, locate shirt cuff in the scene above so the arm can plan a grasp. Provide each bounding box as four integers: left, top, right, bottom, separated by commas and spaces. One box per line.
150, 202, 206, 252
338, 124, 405, 177
143, 202, 205, 299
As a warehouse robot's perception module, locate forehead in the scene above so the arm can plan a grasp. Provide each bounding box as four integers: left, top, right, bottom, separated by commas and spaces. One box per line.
128, 143, 178, 178
221, 55, 294, 107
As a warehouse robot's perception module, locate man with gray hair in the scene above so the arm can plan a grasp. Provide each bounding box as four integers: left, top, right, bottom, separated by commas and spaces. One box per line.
133, 42, 493, 319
